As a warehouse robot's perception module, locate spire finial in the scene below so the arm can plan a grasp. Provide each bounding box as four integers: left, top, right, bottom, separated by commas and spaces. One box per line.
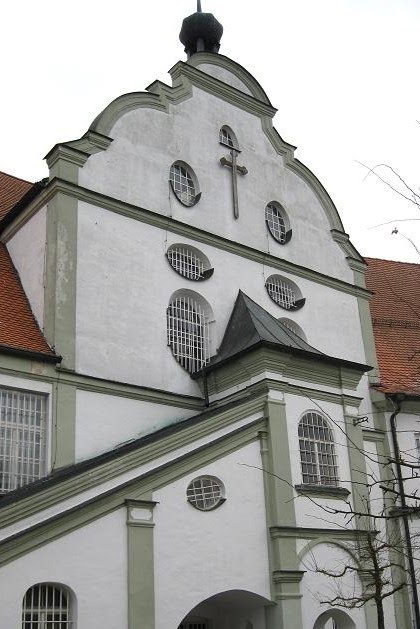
179, 2, 223, 57
197, 0, 202, 12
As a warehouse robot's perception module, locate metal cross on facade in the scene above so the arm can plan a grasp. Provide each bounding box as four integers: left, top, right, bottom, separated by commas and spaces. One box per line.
220, 149, 248, 219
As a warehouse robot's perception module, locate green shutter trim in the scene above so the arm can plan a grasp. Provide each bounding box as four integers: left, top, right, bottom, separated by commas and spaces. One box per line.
126, 499, 156, 629
52, 382, 76, 468
44, 192, 78, 371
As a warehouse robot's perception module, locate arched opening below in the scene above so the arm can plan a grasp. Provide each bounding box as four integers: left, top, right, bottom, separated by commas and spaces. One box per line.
178, 590, 271, 629
313, 609, 356, 629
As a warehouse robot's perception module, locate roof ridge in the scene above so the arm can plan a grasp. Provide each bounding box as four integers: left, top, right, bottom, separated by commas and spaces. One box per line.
0, 170, 33, 185
365, 256, 420, 267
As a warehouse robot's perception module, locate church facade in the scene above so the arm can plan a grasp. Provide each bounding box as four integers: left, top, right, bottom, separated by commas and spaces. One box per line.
0, 6, 418, 629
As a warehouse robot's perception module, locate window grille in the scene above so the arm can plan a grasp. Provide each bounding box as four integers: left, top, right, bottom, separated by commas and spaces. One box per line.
167, 296, 210, 373
298, 412, 339, 486
22, 584, 74, 628
187, 476, 224, 510
415, 433, 420, 463
179, 619, 209, 629
169, 163, 197, 206
167, 246, 205, 281
266, 276, 299, 310
0, 388, 47, 492
265, 203, 286, 243
279, 318, 307, 341
219, 127, 236, 148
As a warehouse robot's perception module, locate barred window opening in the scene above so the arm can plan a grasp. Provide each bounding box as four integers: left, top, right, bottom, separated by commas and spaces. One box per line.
169, 163, 197, 207
298, 412, 339, 486
167, 246, 213, 281
167, 296, 210, 373
279, 318, 307, 341
219, 126, 238, 149
265, 203, 286, 243
0, 388, 47, 492
187, 476, 225, 511
22, 584, 74, 628
266, 276, 304, 311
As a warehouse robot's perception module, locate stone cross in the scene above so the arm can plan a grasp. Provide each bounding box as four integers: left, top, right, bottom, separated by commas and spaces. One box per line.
220, 149, 248, 219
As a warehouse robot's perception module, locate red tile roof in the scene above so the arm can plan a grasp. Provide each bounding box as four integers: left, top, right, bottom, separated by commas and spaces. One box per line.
0, 171, 33, 222
0, 243, 57, 359
365, 257, 420, 396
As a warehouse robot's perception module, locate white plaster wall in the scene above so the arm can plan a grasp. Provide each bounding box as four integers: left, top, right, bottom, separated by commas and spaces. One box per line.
195, 63, 254, 95
75, 389, 197, 460
300, 542, 367, 629
79, 82, 353, 283
0, 509, 127, 629
285, 392, 354, 528
7, 206, 46, 328
153, 441, 271, 629
76, 202, 366, 392
394, 412, 420, 501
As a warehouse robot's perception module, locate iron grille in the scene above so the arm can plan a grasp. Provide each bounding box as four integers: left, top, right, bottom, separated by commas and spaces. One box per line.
22, 584, 73, 628
187, 476, 223, 510
298, 412, 339, 486
167, 296, 210, 373
265, 203, 286, 243
219, 127, 235, 148
266, 277, 297, 310
0, 388, 47, 492
170, 164, 196, 206
167, 246, 205, 281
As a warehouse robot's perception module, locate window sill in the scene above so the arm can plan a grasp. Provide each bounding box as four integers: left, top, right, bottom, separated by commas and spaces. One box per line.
294, 484, 350, 500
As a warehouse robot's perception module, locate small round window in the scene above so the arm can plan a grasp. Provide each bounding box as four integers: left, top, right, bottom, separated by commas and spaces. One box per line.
169, 162, 200, 207
265, 202, 291, 244
167, 244, 213, 281
266, 275, 305, 311
219, 126, 239, 150
187, 476, 225, 511
278, 318, 307, 341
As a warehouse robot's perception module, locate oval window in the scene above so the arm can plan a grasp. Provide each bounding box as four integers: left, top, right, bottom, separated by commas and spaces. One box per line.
187, 475, 225, 511
265, 275, 305, 311
169, 162, 200, 207
278, 318, 307, 341
265, 202, 292, 244
166, 245, 213, 281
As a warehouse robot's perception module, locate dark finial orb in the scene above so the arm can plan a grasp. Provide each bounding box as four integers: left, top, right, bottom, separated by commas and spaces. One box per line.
179, 5, 223, 58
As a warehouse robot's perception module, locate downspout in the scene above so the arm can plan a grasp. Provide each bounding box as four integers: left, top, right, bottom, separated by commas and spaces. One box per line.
388, 394, 420, 629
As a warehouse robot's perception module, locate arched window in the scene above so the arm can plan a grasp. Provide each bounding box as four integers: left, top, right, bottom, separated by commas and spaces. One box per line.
22, 583, 74, 628
167, 293, 211, 373
219, 126, 239, 150
298, 412, 339, 486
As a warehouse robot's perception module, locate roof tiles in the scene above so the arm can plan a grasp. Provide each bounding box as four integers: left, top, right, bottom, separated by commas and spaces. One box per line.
0, 171, 33, 222
365, 257, 420, 395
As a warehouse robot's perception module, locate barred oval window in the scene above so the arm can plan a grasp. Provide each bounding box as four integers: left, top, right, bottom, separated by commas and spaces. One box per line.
169, 162, 200, 207
167, 293, 211, 373
278, 318, 307, 341
187, 475, 225, 511
265, 202, 291, 244
219, 125, 238, 149
265, 275, 305, 311
22, 583, 74, 628
166, 244, 213, 281
298, 412, 339, 486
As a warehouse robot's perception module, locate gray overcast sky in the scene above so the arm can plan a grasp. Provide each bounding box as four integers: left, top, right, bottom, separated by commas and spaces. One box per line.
2, 0, 420, 262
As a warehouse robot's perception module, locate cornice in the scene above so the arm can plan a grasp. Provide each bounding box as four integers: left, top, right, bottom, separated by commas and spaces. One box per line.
0, 178, 372, 300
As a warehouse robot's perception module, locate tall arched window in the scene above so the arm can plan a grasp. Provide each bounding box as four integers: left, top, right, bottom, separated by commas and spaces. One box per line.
298, 412, 338, 486
22, 583, 74, 628
167, 293, 211, 373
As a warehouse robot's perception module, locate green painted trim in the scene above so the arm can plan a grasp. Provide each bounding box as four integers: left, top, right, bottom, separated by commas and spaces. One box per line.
362, 428, 386, 443
0, 417, 262, 567
44, 192, 78, 371
126, 499, 156, 629
1, 178, 372, 301
294, 484, 350, 500
52, 382, 76, 468
0, 393, 265, 530
273, 526, 371, 545
45, 145, 89, 184
343, 413, 370, 531
186, 53, 273, 105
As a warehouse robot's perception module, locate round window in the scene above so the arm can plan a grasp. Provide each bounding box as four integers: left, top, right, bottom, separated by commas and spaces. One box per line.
265, 202, 292, 244
266, 275, 305, 311
187, 476, 225, 511
166, 244, 213, 281
169, 162, 200, 207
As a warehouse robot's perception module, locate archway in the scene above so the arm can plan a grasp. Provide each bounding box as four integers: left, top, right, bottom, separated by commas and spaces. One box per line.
313, 609, 356, 629
178, 590, 271, 629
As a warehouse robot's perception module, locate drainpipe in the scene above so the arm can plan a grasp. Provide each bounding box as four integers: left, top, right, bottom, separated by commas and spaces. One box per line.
389, 393, 420, 629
